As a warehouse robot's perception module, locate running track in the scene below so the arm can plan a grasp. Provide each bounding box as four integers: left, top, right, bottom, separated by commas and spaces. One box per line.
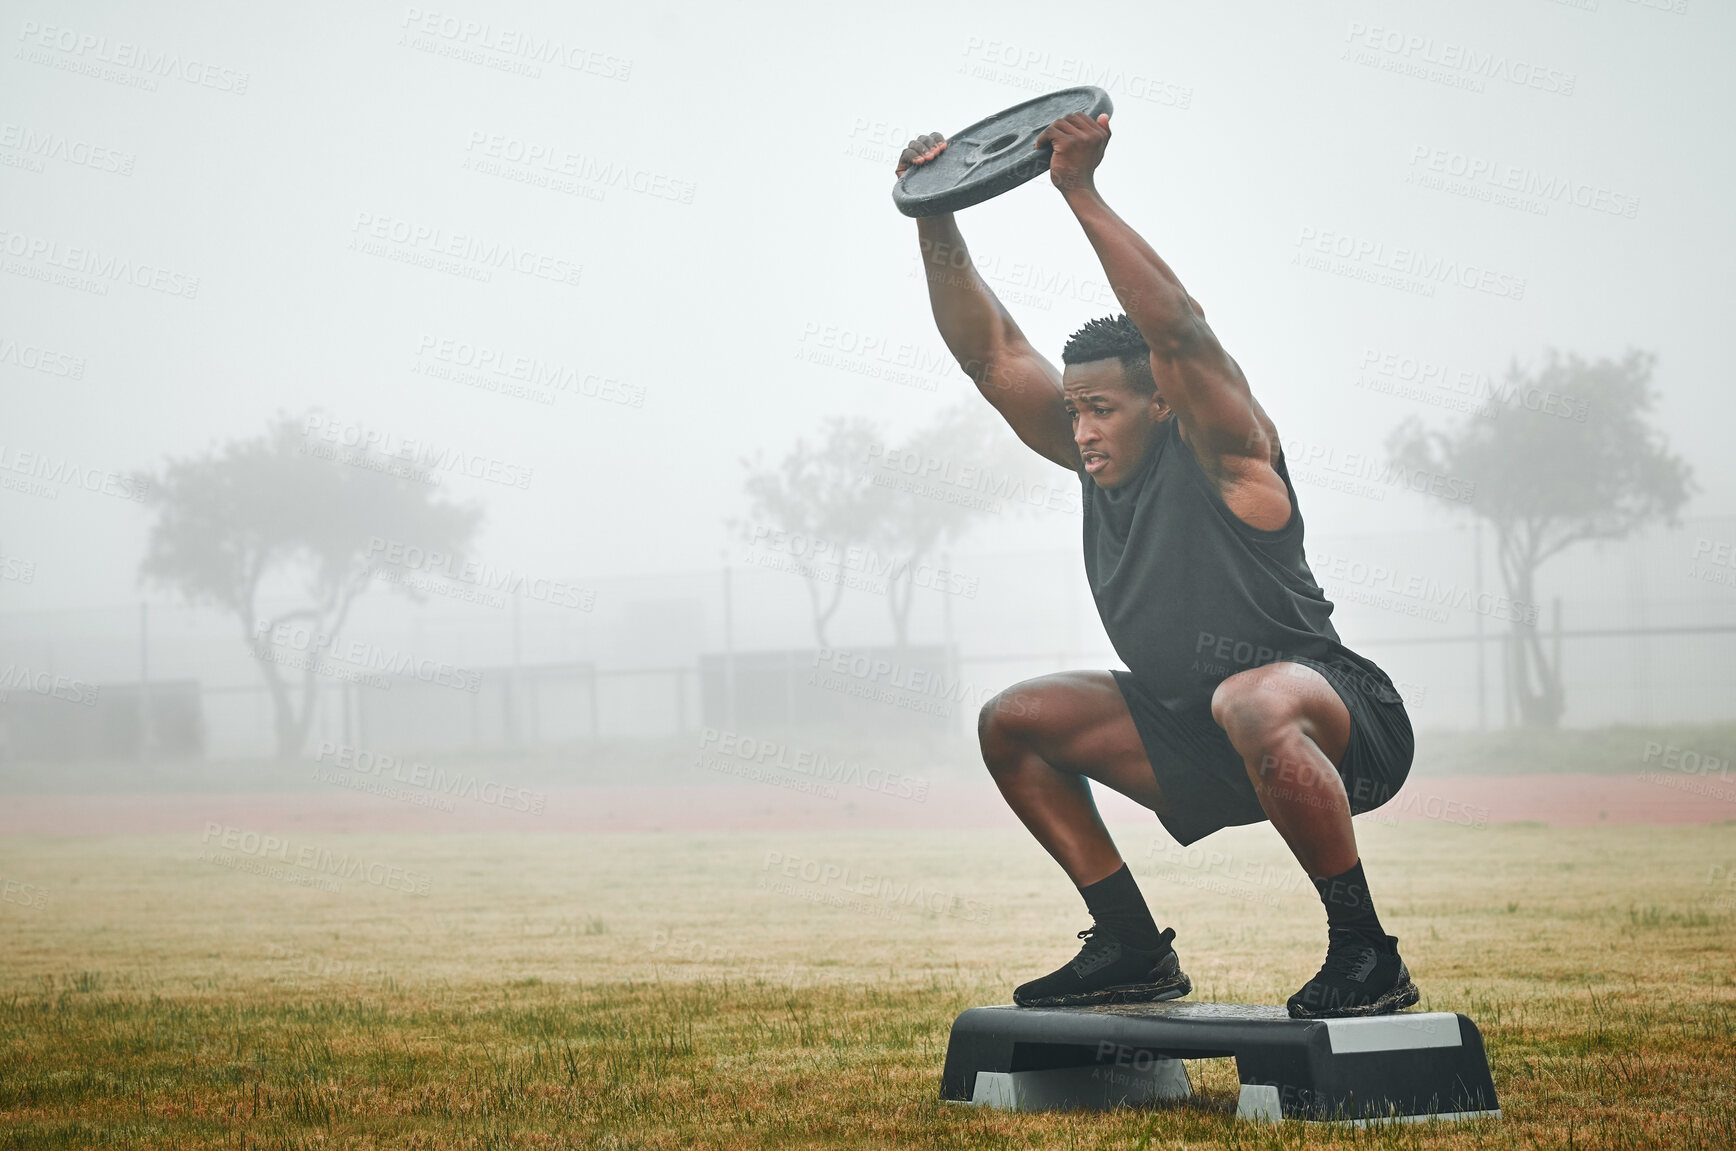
2, 773, 1730, 836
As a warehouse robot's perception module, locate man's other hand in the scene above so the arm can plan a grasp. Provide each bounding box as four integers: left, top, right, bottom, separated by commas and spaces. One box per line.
897, 132, 948, 178
1036, 112, 1110, 193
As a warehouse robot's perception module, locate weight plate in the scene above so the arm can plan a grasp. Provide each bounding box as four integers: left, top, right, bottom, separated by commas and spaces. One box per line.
891, 86, 1114, 218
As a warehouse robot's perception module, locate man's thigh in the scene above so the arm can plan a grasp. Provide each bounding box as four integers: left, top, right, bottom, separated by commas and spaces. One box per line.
993, 670, 1169, 813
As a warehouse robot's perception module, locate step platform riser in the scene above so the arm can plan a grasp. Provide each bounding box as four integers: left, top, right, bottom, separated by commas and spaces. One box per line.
942, 1002, 1499, 1124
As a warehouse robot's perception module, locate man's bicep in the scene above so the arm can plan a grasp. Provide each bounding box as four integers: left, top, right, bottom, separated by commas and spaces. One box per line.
972, 345, 1080, 471
1152, 330, 1270, 456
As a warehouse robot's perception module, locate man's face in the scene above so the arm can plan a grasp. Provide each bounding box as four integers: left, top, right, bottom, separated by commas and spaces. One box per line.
1063, 358, 1169, 488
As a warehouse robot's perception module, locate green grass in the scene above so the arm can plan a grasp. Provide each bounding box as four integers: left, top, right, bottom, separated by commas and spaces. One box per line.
2, 821, 1734, 1148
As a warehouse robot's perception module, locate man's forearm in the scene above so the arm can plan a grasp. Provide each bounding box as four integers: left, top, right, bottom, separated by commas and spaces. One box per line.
916, 215, 1016, 378
1061, 186, 1197, 350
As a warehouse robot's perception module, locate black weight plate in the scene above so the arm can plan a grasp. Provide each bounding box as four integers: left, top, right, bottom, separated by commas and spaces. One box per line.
892, 86, 1113, 218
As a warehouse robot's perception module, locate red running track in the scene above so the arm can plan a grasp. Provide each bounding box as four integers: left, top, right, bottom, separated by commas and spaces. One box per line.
1, 772, 1731, 836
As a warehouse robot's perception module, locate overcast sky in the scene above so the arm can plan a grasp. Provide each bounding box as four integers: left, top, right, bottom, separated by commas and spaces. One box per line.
3, 0, 1731, 613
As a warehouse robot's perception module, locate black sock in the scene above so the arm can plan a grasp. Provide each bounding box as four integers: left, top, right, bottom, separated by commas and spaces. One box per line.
1314, 859, 1386, 940
1079, 864, 1163, 950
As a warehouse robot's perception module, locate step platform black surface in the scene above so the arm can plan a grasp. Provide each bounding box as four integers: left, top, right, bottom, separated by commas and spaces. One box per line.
941, 1001, 1499, 1123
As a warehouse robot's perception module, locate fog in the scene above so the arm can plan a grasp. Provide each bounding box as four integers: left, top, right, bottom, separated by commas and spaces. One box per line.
3, 0, 1733, 776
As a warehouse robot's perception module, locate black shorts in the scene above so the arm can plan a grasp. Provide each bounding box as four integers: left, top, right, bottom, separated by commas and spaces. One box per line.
1110, 656, 1414, 847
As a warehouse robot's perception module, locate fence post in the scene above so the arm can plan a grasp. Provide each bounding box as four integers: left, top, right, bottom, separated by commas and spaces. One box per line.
137, 601, 150, 760
1473, 522, 1486, 732
507, 589, 522, 747
1551, 596, 1563, 718
588, 666, 600, 741
722, 564, 736, 728
1501, 632, 1513, 729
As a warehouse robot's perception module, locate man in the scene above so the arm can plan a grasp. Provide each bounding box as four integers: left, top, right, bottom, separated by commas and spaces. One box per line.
897, 114, 1418, 1018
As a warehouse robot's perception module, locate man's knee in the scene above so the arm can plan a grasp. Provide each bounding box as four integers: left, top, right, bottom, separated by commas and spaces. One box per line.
977, 682, 1049, 751
1210, 666, 1307, 750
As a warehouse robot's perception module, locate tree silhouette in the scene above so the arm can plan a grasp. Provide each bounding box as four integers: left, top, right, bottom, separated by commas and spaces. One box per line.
862, 402, 1038, 649
138, 412, 481, 756
739, 404, 1051, 650
738, 418, 882, 648
1388, 349, 1693, 727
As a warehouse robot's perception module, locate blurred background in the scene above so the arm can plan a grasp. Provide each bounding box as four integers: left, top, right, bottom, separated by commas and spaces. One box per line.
3, 0, 1732, 800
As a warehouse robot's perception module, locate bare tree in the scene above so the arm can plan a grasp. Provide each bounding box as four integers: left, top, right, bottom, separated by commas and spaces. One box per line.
1388, 349, 1693, 727
138, 412, 480, 756
862, 403, 1026, 650
738, 418, 881, 648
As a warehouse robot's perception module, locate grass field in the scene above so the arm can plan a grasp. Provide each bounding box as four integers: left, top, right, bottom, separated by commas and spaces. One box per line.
3, 818, 1735, 1148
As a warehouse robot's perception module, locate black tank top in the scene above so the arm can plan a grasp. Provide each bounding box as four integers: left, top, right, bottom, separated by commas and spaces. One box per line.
1080, 417, 1399, 717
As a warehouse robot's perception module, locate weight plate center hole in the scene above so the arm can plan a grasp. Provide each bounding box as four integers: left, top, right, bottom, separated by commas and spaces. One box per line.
976, 132, 1021, 160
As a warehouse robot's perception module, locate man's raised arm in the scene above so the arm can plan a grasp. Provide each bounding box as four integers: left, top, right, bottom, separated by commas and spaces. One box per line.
1035, 114, 1271, 458
901, 134, 1079, 471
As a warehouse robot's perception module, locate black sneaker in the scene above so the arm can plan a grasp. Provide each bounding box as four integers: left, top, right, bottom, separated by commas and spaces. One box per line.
1013, 925, 1191, 1007
1286, 929, 1420, 1019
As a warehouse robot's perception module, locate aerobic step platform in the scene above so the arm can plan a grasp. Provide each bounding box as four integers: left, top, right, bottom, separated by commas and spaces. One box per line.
941, 1002, 1499, 1123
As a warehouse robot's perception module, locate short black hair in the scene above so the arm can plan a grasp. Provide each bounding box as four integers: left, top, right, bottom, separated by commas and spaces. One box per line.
1061, 314, 1155, 394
